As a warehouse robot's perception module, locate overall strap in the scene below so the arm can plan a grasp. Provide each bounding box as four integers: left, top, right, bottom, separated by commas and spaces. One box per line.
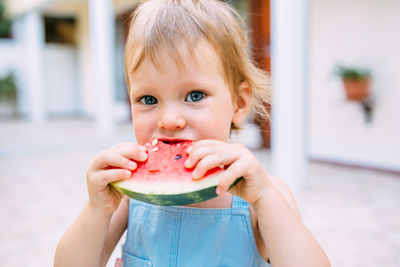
232, 196, 249, 209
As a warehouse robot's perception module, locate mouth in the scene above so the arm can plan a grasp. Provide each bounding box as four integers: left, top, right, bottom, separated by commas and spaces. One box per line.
157, 137, 192, 145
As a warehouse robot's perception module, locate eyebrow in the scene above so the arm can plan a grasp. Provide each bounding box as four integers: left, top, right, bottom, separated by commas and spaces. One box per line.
177, 79, 213, 90
132, 78, 214, 92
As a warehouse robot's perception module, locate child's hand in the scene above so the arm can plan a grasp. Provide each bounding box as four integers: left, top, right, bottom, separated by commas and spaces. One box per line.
185, 140, 271, 205
86, 143, 148, 215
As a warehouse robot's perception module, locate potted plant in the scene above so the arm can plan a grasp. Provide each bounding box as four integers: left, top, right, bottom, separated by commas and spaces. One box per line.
0, 73, 18, 117
334, 65, 371, 101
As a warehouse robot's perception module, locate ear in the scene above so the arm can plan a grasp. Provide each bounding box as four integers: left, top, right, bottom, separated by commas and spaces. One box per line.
232, 82, 252, 124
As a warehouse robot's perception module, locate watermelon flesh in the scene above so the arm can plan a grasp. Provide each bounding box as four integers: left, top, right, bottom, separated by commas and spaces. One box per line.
111, 139, 242, 206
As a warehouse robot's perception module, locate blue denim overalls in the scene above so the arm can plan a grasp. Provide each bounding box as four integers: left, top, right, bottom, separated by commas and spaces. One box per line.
122, 196, 270, 266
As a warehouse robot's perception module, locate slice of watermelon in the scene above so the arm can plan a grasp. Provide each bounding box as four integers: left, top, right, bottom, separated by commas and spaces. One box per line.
111, 139, 242, 206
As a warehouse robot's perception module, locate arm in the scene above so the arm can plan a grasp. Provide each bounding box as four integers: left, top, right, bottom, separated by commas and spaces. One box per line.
54, 143, 147, 267
186, 140, 331, 267
54, 199, 128, 267
252, 176, 330, 266
101, 197, 129, 265
248, 176, 301, 261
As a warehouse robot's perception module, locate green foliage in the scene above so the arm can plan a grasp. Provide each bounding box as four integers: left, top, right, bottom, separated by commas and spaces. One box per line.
335, 65, 371, 80
0, 73, 17, 102
0, 0, 12, 38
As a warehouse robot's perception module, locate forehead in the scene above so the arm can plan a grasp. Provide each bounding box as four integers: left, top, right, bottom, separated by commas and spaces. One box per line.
130, 40, 225, 84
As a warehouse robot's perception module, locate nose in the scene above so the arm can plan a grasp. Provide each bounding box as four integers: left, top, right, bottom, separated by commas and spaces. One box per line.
157, 105, 186, 131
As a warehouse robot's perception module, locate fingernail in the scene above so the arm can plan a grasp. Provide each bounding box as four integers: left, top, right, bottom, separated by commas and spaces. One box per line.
139, 146, 147, 151
139, 152, 148, 160
124, 170, 132, 177
129, 161, 136, 167
128, 161, 137, 170
184, 159, 191, 168
186, 146, 193, 153
192, 169, 200, 179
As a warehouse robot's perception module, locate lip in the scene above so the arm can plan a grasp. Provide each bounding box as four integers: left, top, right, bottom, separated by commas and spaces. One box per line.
154, 137, 193, 144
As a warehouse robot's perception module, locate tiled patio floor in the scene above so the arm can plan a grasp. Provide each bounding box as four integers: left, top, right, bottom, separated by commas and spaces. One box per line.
0, 119, 399, 266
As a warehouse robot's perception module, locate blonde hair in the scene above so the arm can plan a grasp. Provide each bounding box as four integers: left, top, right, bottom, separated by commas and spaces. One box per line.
124, 0, 271, 128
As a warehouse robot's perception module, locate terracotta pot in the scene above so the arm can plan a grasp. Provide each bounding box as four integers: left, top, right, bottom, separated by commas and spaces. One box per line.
343, 78, 370, 101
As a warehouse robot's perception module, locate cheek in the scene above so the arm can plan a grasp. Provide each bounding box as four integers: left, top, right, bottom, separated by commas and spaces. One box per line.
132, 114, 153, 144
194, 103, 234, 140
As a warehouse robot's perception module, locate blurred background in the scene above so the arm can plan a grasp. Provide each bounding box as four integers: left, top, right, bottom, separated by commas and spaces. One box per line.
0, 0, 399, 266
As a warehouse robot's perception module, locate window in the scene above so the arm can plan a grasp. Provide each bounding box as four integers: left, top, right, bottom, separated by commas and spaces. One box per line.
44, 17, 76, 45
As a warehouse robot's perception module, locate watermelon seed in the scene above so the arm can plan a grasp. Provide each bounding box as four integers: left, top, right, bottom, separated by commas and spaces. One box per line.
152, 147, 159, 152
175, 154, 182, 160
152, 139, 158, 146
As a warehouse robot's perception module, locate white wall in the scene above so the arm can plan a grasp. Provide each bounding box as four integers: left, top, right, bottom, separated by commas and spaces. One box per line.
0, 40, 21, 84
0, 34, 28, 116
0, 41, 19, 74
44, 44, 79, 117
0, 40, 80, 118
309, 0, 400, 171
45, 0, 133, 121
0, 40, 20, 117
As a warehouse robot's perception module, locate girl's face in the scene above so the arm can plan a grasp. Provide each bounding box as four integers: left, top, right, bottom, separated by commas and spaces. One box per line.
129, 41, 249, 144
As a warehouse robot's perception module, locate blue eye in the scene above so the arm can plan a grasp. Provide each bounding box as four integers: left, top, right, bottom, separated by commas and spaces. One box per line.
186, 91, 205, 102
139, 96, 158, 105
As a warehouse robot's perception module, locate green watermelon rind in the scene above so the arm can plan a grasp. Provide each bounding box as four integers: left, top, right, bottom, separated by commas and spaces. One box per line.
111, 176, 243, 206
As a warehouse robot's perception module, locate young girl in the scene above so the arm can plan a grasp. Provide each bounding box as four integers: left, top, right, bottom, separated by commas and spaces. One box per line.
54, 0, 330, 266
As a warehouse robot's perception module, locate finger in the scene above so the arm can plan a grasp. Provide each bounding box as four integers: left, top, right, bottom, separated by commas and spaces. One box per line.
92, 150, 138, 170
185, 142, 227, 168
191, 151, 240, 180
112, 145, 148, 162
93, 168, 132, 187
185, 146, 217, 169
216, 161, 245, 195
